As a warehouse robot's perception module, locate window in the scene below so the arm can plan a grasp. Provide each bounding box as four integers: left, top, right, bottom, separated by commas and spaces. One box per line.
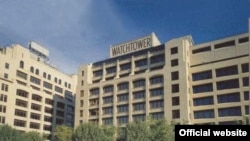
218, 107, 241, 117
0, 94, 7, 102
194, 109, 214, 119
19, 61, 24, 68
15, 109, 26, 117
171, 71, 179, 81
30, 76, 41, 85
133, 91, 145, 99
57, 102, 65, 109
1, 83, 8, 92
55, 86, 63, 94
172, 97, 180, 106
16, 70, 27, 80
5, 63, 9, 69
244, 91, 249, 100
45, 98, 53, 105
30, 113, 41, 120
14, 119, 26, 127
135, 59, 147, 67
192, 46, 211, 54
0, 105, 6, 113
150, 54, 165, 64
216, 79, 239, 90
243, 77, 249, 87
3, 73, 8, 79
35, 69, 39, 75
172, 84, 179, 93
43, 81, 52, 89
43, 72, 47, 78
217, 92, 240, 103
117, 116, 128, 124
133, 114, 145, 121
31, 103, 41, 111
30, 67, 34, 73
48, 74, 51, 80
193, 96, 214, 106
133, 79, 145, 88
172, 110, 180, 119
150, 100, 164, 109
93, 70, 102, 77
103, 96, 113, 104
103, 85, 113, 93
150, 76, 163, 84
239, 37, 249, 43
192, 70, 212, 81
150, 88, 163, 97
215, 65, 238, 77
16, 89, 28, 98
120, 63, 131, 71
103, 107, 113, 115
103, 118, 113, 125
171, 59, 178, 67
0, 116, 5, 124
30, 122, 40, 129
117, 105, 128, 113
193, 83, 213, 93
106, 67, 116, 74
214, 40, 235, 49
90, 88, 99, 96
133, 103, 145, 111
151, 112, 164, 119
16, 99, 27, 108
171, 47, 178, 54
241, 63, 249, 73
117, 94, 128, 102
32, 94, 42, 102
118, 82, 129, 91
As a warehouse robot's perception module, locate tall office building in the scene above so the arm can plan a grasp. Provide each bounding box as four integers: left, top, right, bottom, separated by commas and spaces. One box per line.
75, 20, 250, 127
0, 42, 77, 140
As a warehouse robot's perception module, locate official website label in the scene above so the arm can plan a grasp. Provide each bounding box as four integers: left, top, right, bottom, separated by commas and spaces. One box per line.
175, 125, 250, 140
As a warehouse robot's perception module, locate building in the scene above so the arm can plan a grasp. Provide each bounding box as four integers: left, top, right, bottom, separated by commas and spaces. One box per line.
75, 19, 250, 127
0, 42, 77, 140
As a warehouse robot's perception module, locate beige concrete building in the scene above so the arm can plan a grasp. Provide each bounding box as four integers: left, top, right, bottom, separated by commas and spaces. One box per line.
75, 20, 250, 127
0, 42, 77, 140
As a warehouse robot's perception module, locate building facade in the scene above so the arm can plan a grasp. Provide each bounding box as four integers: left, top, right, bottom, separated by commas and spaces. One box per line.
75, 21, 250, 126
0, 42, 77, 140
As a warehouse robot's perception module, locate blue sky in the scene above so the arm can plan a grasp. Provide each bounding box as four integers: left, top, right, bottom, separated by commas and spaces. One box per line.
0, 0, 250, 74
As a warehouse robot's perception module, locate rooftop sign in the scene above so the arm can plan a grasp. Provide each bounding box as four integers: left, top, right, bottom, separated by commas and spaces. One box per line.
110, 33, 160, 58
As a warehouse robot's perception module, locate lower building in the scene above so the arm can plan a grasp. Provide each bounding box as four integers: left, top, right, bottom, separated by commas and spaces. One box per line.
75, 19, 250, 127
0, 42, 77, 140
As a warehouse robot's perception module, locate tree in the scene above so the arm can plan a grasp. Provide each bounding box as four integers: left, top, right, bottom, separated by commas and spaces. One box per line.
54, 125, 73, 141
73, 123, 116, 141
0, 124, 24, 141
23, 131, 46, 141
149, 118, 174, 141
73, 122, 102, 141
100, 125, 116, 141
125, 120, 150, 141
124, 117, 175, 141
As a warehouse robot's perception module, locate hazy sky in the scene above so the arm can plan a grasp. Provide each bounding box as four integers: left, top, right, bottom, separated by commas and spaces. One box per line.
0, 0, 250, 74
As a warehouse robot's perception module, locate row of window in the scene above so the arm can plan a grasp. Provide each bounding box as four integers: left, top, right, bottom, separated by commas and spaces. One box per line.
101, 112, 164, 125
15, 61, 72, 88
192, 63, 249, 81
193, 91, 249, 106
193, 77, 249, 94
194, 106, 249, 119
14, 119, 52, 131
192, 37, 249, 54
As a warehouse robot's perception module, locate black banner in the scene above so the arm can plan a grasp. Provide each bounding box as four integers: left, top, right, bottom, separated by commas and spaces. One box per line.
175, 125, 250, 140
